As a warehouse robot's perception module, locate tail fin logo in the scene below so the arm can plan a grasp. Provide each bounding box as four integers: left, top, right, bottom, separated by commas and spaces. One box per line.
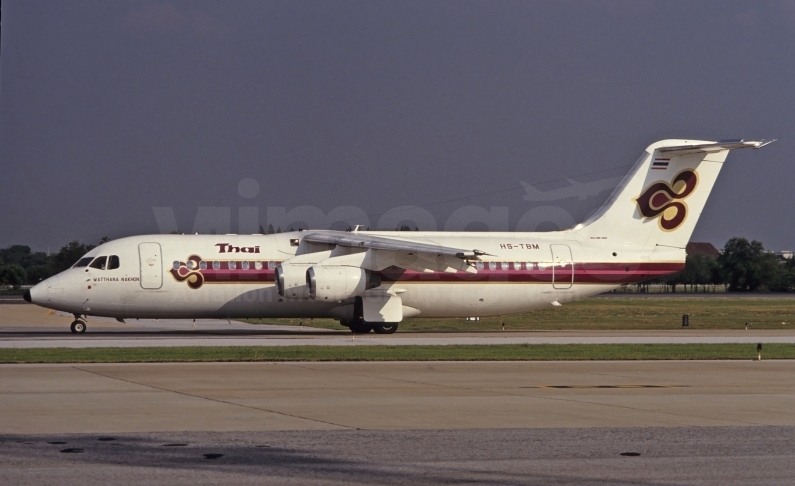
635, 170, 698, 231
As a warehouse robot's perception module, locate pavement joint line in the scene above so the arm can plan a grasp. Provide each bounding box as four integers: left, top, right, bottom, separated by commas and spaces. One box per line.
70, 365, 358, 431
519, 391, 768, 428
523, 385, 689, 389
286, 362, 767, 428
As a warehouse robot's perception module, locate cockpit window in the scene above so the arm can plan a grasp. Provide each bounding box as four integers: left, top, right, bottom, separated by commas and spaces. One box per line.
89, 256, 108, 270
73, 257, 94, 268
108, 255, 120, 270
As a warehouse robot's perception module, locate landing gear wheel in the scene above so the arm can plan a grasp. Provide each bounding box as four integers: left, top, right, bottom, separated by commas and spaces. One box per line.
70, 320, 86, 334
348, 321, 373, 334
372, 323, 399, 334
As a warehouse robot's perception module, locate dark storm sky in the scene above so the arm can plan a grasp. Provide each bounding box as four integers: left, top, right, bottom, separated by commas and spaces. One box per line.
1, 1, 793, 251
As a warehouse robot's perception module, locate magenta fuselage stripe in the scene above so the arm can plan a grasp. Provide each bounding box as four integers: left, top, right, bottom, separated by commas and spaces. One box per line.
202, 270, 275, 282
379, 262, 682, 284
171, 261, 683, 286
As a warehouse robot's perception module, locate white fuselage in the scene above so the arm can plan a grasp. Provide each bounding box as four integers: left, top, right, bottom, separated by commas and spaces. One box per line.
28, 231, 682, 320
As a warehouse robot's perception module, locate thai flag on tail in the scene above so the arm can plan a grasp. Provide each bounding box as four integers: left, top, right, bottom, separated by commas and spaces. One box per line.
652, 158, 669, 170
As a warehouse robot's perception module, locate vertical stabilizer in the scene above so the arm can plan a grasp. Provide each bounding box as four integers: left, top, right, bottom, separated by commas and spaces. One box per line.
576, 139, 771, 249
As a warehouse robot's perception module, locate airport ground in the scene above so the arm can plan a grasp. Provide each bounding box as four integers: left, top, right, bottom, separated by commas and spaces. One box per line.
3, 302, 795, 355
2, 360, 795, 485
246, 294, 795, 332
7, 293, 795, 333
2, 299, 795, 484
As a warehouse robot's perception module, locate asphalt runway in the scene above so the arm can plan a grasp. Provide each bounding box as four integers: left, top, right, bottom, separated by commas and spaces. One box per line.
2, 360, 795, 485
7, 332, 795, 348
3, 427, 795, 485
4, 304, 795, 348
0, 296, 28, 304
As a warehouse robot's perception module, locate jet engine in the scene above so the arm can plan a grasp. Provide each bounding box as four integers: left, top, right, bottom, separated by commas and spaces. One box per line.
306, 265, 381, 301
275, 263, 310, 299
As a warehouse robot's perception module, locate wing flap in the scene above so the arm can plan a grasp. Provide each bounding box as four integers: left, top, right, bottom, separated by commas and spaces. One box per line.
302, 231, 486, 260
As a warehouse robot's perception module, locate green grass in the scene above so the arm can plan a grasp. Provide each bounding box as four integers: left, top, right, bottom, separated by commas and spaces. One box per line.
243, 297, 795, 331
1, 343, 793, 364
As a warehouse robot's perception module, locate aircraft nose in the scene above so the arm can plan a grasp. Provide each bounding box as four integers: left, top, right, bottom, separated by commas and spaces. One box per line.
27, 280, 51, 306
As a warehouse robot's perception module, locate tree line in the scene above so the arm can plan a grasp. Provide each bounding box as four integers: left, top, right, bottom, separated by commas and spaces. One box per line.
1, 236, 793, 292
0, 240, 101, 289
635, 237, 795, 292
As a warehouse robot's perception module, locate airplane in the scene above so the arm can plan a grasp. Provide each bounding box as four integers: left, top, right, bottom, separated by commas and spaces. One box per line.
521, 176, 625, 202
25, 139, 774, 334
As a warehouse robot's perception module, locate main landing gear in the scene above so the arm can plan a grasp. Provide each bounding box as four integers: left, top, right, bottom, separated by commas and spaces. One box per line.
372, 322, 399, 334
70, 315, 87, 334
342, 320, 399, 334
341, 297, 400, 334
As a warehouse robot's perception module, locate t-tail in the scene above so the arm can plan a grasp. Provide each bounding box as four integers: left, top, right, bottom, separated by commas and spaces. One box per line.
574, 139, 775, 249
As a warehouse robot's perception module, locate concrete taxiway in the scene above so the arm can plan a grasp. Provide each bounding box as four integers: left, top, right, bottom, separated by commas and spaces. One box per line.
2, 360, 795, 484
4, 360, 795, 433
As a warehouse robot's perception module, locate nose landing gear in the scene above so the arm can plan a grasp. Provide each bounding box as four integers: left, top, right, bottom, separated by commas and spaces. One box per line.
70, 315, 87, 334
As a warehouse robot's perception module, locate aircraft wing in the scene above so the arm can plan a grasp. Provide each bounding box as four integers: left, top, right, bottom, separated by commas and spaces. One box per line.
302, 231, 487, 260
658, 139, 775, 157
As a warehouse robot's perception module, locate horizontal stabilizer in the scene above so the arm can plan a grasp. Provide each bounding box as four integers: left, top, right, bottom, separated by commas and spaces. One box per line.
658, 139, 775, 157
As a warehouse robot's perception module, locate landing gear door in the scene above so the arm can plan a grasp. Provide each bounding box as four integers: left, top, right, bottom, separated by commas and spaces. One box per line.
551, 244, 573, 289
362, 290, 403, 322
138, 242, 163, 290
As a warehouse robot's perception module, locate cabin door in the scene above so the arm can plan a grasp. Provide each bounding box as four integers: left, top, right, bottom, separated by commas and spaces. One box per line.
138, 242, 163, 290
551, 244, 573, 289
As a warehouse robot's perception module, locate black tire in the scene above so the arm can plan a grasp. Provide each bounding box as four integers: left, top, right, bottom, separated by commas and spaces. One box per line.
70, 321, 86, 334
372, 322, 399, 334
348, 321, 373, 334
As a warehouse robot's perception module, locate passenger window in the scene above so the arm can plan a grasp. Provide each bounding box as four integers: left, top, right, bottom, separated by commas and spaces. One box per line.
73, 257, 94, 268
255, 261, 263, 270
501, 262, 509, 271
212, 261, 220, 270
108, 255, 120, 270
200, 261, 207, 270
242, 261, 250, 270
229, 261, 237, 270
173, 261, 180, 270
488, 262, 496, 270
89, 256, 108, 270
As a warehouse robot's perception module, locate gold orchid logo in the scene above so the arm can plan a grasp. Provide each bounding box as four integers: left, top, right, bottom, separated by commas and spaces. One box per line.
635, 169, 698, 231
170, 255, 205, 289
